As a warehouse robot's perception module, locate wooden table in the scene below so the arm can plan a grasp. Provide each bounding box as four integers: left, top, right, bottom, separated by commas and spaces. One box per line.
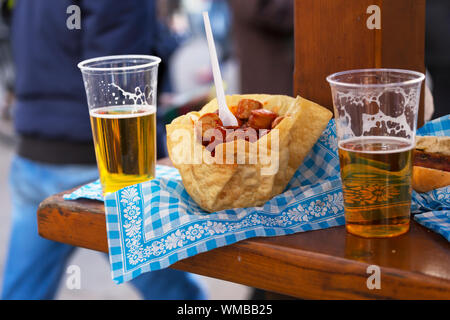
37, 158, 450, 300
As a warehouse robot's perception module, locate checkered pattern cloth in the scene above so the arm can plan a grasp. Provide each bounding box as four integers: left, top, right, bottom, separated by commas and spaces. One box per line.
412, 115, 450, 241
64, 116, 450, 284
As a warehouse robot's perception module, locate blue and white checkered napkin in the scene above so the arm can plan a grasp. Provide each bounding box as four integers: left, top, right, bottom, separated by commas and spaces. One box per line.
412, 115, 450, 241
64, 116, 450, 284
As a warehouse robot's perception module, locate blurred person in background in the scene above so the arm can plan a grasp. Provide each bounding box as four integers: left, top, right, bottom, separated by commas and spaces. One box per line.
425, 0, 450, 120
229, 0, 294, 96
0, 0, 14, 120
160, 0, 237, 120
1, 0, 205, 300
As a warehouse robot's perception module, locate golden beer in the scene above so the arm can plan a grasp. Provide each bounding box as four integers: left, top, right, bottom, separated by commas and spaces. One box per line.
338, 137, 413, 238
90, 105, 156, 194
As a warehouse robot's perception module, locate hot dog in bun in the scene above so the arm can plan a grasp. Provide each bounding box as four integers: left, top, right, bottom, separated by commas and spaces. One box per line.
412, 136, 450, 193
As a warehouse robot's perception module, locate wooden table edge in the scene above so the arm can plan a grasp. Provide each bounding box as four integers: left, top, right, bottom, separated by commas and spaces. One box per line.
37, 190, 450, 300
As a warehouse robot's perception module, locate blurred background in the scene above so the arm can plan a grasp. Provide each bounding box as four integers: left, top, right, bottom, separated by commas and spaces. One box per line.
0, 0, 254, 300
0, 0, 448, 300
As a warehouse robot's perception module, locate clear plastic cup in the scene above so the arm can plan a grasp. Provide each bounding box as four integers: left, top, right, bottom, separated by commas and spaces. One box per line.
78, 55, 161, 194
327, 69, 425, 238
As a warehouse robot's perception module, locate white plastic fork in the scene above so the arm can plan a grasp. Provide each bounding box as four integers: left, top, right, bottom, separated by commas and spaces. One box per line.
202, 11, 238, 127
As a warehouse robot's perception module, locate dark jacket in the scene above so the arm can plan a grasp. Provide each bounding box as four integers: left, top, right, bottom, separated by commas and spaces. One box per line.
425, 0, 450, 119
11, 0, 161, 163
229, 0, 294, 96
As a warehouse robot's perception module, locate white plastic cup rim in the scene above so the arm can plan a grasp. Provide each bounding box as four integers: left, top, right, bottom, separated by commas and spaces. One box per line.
326, 68, 425, 89
77, 54, 161, 73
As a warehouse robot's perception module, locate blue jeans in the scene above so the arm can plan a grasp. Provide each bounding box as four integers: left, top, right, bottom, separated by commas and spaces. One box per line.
1, 156, 206, 300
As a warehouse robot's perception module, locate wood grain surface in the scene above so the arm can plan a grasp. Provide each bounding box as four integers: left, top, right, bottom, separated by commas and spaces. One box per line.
294, 0, 426, 126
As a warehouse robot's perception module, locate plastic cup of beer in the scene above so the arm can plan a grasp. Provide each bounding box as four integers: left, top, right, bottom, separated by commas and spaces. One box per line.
327, 69, 425, 238
78, 55, 161, 194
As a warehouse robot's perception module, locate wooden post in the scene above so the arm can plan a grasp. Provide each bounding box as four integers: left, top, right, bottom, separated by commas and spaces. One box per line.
294, 0, 426, 126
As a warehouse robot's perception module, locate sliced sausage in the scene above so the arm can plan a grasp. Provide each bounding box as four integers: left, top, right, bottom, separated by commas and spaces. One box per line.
271, 116, 285, 129
236, 99, 263, 120
197, 113, 223, 140
248, 109, 277, 130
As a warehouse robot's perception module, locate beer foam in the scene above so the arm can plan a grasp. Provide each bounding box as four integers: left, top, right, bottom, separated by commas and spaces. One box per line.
338, 136, 414, 154
334, 86, 419, 140
109, 83, 152, 107
90, 105, 156, 119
